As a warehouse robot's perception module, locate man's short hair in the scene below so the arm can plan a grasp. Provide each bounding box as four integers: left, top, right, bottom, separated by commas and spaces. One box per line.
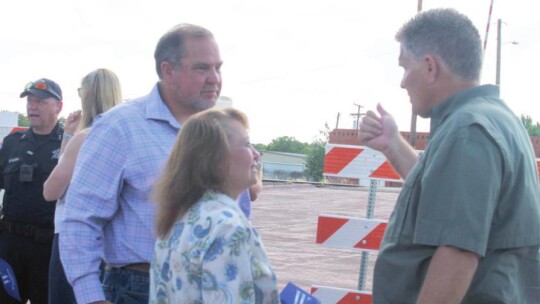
396, 8, 483, 82
154, 23, 214, 79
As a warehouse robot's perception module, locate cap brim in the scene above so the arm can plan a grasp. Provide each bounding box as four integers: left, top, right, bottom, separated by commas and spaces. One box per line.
20, 89, 59, 100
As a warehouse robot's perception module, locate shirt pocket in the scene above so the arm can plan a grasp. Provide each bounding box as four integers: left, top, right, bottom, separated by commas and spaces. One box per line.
2, 160, 22, 190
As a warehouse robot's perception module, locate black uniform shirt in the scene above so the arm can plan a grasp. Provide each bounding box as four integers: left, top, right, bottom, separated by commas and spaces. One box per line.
0, 123, 63, 227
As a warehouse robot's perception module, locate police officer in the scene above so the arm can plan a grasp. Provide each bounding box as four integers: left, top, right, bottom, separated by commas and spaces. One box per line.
0, 78, 63, 303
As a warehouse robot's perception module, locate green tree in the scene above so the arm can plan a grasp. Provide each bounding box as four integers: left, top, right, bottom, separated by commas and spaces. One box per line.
304, 141, 325, 181
304, 123, 330, 182
18, 113, 30, 127
253, 143, 267, 152
521, 114, 540, 136
266, 136, 309, 154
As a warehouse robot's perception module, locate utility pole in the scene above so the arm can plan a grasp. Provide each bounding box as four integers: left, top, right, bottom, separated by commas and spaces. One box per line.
496, 18, 502, 86
409, 0, 422, 147
350, 103, 365, 130
335, 112, 340, 129
495, 19, 518, 87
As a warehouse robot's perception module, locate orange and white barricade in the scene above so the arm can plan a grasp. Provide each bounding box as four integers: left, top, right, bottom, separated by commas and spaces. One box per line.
323, 144, 401, 181
316, 215, 386, 252
312, 144, 400, 304
311, 286, 373, 304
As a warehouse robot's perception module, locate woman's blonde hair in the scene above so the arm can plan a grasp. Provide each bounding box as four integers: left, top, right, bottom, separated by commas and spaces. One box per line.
79, 68, 123, 129
153, 108, 249, 237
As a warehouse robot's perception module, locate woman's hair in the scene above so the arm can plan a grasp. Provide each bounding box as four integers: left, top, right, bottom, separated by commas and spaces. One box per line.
78, 68, 123, 130
154, 108, 249, 237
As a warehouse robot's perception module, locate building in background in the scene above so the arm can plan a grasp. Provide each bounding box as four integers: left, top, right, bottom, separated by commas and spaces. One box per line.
261, 151, 306, 180
215, 96, 233, 109
0, 111, 18, 127
0, 111, 24, 144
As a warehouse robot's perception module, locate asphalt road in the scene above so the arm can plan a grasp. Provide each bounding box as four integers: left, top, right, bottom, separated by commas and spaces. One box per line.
250, 183, 400, 293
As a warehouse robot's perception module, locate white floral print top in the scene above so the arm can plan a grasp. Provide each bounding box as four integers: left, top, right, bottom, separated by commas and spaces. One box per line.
150, 192, 279, 304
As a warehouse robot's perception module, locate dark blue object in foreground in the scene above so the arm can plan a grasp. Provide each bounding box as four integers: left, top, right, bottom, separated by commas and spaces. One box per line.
0, 258, 21, 301
280, 282, 321, 304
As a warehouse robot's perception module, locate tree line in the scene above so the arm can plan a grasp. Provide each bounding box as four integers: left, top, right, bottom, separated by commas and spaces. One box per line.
254, 124, 330, 182
254, 136, 326, 182
521, 115, 540, 136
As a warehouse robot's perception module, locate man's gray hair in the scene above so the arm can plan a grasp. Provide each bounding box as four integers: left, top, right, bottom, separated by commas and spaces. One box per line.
396, 8, 483, 82
154, 23, 214, 79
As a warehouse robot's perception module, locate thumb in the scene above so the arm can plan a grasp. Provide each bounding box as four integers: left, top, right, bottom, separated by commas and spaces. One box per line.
376, 103, 389, 116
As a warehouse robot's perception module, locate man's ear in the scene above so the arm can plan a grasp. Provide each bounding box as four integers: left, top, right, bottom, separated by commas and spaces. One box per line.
161, 61, 175, 79
56, 101, 63, 114
424, 55, 439, 83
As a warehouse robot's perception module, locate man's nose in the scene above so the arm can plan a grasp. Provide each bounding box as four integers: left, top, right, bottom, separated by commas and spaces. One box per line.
207, 68, 221, 84
252, 147, 261, 161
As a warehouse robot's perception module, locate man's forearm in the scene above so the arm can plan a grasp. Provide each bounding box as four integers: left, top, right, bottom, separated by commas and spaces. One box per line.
417, 246, 480, 304
383, 134, 418, 179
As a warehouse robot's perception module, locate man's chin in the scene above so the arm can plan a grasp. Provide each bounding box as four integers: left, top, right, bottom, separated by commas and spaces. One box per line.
415, 107, 433, 118
194, 100, 217, 111
411, 106, 430, 119
28, 119, 40, 127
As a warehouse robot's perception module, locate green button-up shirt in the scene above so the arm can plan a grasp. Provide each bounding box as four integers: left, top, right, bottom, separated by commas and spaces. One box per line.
373, 85, 540, 303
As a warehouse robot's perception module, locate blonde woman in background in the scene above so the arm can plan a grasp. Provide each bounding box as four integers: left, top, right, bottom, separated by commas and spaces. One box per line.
43, 68, 122, 304
150, 108, 278, 304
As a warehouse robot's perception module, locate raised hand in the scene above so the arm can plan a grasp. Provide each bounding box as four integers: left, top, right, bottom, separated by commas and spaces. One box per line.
64, 110, 82, 135
358, 103, 418, 178
358, 103, 399, 153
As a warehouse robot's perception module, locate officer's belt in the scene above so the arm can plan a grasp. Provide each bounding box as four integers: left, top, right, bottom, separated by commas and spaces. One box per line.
0, 220, 54, 242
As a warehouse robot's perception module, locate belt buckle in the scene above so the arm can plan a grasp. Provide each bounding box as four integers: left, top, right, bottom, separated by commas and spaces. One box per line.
124, 263, 150, 273
106, 263, 150, 273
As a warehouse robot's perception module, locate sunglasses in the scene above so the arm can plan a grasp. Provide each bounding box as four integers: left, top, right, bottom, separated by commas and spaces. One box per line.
24, 80, 61, 100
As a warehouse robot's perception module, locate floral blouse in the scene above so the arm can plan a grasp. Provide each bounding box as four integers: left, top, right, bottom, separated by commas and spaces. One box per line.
150, 192, 279, 304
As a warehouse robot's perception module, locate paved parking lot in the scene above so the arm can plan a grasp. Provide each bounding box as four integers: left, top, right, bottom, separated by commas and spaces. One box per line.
250, 183, 400, 293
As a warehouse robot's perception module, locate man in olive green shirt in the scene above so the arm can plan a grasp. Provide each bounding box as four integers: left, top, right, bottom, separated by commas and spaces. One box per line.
359, 8, 540, 303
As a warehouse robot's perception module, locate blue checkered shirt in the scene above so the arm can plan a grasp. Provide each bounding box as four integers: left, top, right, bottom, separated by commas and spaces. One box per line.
60, 84, 180, 303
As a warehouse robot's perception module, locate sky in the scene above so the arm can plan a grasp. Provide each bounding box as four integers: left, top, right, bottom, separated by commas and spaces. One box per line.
1, 0, 539, 144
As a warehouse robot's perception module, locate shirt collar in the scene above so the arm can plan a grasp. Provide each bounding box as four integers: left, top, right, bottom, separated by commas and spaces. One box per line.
429, 84, 500, 133
24, 122, 62, 141
203, 191, 244, 213
145, 83, 181, 129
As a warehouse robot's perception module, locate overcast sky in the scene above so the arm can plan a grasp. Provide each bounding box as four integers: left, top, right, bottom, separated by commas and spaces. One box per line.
1, 0, 539, 143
